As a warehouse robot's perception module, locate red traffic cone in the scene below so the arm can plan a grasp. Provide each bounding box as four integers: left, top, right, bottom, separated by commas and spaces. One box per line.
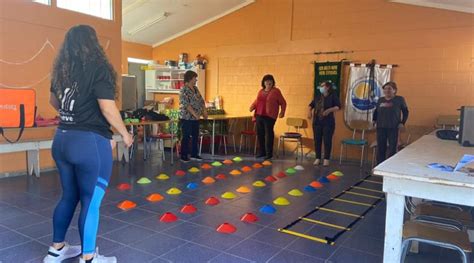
216, 222, 236, 234
181, 204, 197, 214
205, 197, 220, 206
215, 174, 227, 180
160, 212, 178, 223
175, 170, 186, 176
265, 175, 278, 182
117, 183, 131, 191
240, 213, 259, 223
276, 171, 287, 178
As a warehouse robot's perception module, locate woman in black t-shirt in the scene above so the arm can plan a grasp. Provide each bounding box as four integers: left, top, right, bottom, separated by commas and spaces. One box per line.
308, 81, 341, 166
43, 25, 133, 263
373, 81, 409, 165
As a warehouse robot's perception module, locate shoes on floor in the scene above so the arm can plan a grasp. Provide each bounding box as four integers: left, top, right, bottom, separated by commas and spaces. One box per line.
190, 156, 203, 161
43, 243, 81, 263
264, 155, 273, 160
180, 156, 190, 162
313, 159, 320, 166
79, 248, 117, 263
256, 154, 266, 159
323, 159, 330, 166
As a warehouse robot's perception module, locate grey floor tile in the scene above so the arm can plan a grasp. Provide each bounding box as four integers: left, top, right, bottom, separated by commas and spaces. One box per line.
226, 239, 281, 262
161, 242, 220, 263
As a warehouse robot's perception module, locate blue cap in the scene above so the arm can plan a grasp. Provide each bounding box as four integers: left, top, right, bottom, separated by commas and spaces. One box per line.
186, 182, 198, 190
304, 185, 317, 192
259, 204, 277, 214
319, 177, 330, 183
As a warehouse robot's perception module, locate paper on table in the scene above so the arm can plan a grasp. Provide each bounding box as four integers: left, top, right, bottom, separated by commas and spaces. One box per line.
453, 154, 474, 172
427, 154, 474, 173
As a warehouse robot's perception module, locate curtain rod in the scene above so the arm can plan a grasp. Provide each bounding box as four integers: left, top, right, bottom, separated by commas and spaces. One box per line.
314, 50, 354, 55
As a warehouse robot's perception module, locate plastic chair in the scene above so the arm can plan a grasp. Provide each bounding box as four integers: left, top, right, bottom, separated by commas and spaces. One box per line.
339, 120, 370, 167
277, 117, 305, 159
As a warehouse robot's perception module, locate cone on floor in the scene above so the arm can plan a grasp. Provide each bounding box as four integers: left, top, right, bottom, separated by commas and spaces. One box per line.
252, 163, 263, 168
304, 185, 317, 192
211, 161, 223, 167
160, 212, 178, 223
117, 183, 131, 191
156, 173, 169, 180
319, 177, 330, 183
146, 193, 164, 202
259, 204, 276, 214
241, 166, 252, 172
276, 171, 286, 178
215, 174, 227, 180
309, 181, 324, 188
205, 196, 220, 206
216, 222, 236, 234
262, 160, 272, 166
240, 213, 259, 223
186, 182, 198, 190
294, 165, 304, 170
273, 197, 290, 206
265, 175, 277, 182
201, 163, 212, 169
175, 170, 186, 176
117, 200, 136, 211
332, 171, 344, 177
326, 175, 339, 181
236, 186, 251, 193
180, 204, 197, 214
252, 180, 266, 187
285, 168, 297, 174
232, 156, 243, 162
166, 187, 182, 195
221, 192, 237, 200
137, 177, 151, 184
230, 169, 241, 176
188, 167, 200, 173
288, 189, 303, 197
202, 176, 216, 184
223, 159, 233, 164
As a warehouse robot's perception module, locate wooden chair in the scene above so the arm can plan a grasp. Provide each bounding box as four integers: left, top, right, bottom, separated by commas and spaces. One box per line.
401, 220, 472, 263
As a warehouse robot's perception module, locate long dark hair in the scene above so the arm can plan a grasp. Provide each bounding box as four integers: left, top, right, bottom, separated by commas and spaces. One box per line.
51, 25, 116, 99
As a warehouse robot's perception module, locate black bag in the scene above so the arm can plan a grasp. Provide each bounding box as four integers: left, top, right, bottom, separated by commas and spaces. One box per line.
436, 129, 458, 141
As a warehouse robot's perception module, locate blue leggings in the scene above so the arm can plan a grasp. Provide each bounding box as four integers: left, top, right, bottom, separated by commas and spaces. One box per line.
51, 129, 112, 254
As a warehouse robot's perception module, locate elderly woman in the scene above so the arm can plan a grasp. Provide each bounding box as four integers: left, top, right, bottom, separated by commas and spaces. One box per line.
250, 74, 287, 160
373, 81, 409, 165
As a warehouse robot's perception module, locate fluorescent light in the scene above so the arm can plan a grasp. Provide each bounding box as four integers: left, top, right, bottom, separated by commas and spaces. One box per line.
127, 58, 153, 64
127, 12, 169, 35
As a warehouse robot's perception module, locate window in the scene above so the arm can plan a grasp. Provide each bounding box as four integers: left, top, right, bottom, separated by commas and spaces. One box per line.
57, 0, 113, 20
33, 0, 50, 5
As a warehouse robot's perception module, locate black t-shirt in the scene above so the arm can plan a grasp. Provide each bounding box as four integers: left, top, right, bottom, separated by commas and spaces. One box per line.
373, 96, 409, 129
52, 62, 115, 139
309, 93, 341, 126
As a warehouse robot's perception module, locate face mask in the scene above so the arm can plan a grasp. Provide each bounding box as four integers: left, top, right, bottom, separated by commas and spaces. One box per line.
318, 87, 326, 94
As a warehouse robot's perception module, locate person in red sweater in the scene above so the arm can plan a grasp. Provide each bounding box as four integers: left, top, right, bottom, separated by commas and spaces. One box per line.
250, 74, 287, 160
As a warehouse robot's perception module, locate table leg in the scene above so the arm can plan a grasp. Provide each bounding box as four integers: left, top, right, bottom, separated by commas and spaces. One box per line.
211, 119, 216, 156
383, 192, 405, 262
171, 122, 174, 164
143, 125, 147, 160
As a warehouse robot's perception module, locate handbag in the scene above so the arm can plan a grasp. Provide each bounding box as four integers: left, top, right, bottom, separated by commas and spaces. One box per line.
0, 88, 36, 143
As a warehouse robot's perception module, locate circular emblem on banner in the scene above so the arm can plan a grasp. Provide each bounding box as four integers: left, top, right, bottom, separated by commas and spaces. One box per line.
350, 77, 382, 112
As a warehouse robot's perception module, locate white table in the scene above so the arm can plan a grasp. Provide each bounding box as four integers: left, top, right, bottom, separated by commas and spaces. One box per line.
373, 134, 474, 262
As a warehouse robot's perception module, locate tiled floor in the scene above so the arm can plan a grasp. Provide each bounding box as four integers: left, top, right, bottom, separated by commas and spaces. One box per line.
0, 150, 469, 262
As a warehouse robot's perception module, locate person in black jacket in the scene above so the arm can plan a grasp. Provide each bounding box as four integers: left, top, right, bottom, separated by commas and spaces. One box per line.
373, 81, 409, 165
308, 81, 341, 166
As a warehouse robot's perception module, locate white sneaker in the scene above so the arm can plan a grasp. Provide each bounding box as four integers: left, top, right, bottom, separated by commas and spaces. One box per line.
313, 159, 320, 166
323, 159, 330, 166
43, 243, 81, 263
79, 248, 117, 263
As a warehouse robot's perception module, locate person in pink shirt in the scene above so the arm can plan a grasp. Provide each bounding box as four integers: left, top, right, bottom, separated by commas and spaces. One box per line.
250, 74, 287, 160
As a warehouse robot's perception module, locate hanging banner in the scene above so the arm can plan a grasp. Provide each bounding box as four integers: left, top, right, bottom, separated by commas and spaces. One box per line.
314, 61, 342, 98
344, 64, 392, 124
